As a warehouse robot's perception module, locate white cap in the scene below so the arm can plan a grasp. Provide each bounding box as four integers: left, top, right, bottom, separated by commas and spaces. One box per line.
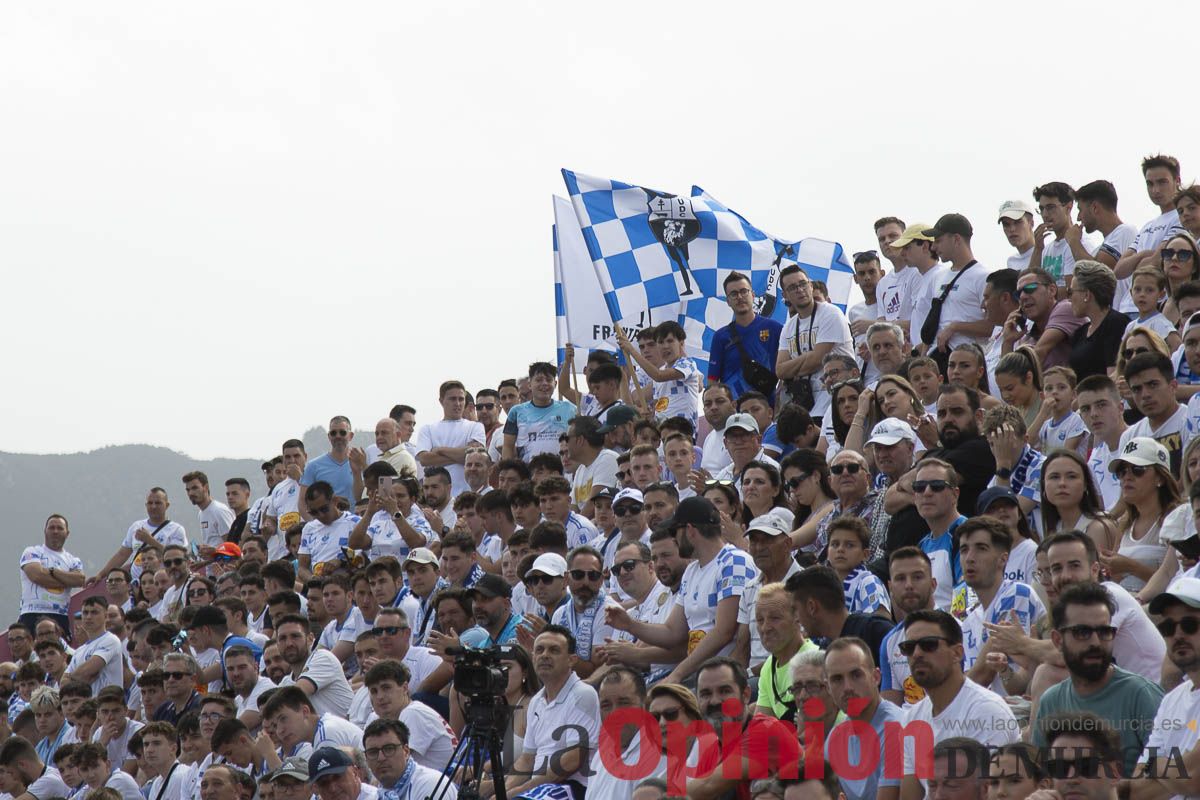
867, 418, 916, 446
524, 553, 568, 579
613, 487, 645, 507
1149, 577, 1200, 614
997, 200, 1034, 222
1109, 436, 1170, 472
403, 547, 438, 566
722, 413, 760, 435
746, 513, 790, 537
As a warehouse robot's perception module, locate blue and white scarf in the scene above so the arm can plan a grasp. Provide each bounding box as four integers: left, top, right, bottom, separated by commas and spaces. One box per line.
565, 591, 606, 661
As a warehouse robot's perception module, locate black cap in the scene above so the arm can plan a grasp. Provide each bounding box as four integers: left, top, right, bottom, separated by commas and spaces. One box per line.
469, 573, 512, 600
663, 496, 720, 530
597, 404, 639, 433
923, 213, 973, 239
189, 606, 227, 629
976, 486, 1020, 515
308, 747, 353, 781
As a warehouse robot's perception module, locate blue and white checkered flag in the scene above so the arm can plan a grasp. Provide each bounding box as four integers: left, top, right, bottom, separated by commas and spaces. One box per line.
553, 222, 567, 368
678, 187, 856, 375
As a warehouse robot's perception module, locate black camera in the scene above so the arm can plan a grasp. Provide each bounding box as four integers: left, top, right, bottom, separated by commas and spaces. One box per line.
447, 644, 513, 698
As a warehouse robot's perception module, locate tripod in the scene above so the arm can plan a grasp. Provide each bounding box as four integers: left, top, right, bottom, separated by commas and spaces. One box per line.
428, 695, 512, 800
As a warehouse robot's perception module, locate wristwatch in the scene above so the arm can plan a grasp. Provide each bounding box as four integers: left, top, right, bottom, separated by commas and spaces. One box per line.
996, 467, 1013, 480
393, 512, 404, 520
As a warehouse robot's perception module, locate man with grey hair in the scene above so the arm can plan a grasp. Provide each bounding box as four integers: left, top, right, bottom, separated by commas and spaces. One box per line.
154, 652, 202, 724
865, 322, 906, 385
790, 648, 840, 753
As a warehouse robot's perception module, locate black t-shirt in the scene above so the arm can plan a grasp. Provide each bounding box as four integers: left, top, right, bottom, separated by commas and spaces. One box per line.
925, 435, 996, 518
840, 613, 895, 666
869, 504, 929, 583
1070, 308, 1132, 381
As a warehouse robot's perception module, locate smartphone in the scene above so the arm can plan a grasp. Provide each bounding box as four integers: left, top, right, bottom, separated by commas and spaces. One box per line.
379, 475, 394, 491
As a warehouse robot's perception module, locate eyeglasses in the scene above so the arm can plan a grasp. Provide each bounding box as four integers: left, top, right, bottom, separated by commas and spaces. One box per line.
570, 569, 603, 582
1123, 346, 1150, 360
1113, 463, 1149, 479
1057, 624, 1117, 642
911, 479, 951, 494
1018, 281, 1045, 295
785, 474, 811, 490
164, 558, 185, 568
187, 589, 209, 599
790, 680, 828, 696
328, 430, 350, 438
649, 707, 682, 722
524, 574, 558, 586
199, 712, 228, 723
898, 635, 953, 656
310, 503, 332, 516
614, 504, 643, 517
1163, 248, 1195, 263
1046, 754, 1105, 780
852, 250, 878, 260
612, 559, 647, 576
784, 279, 812, 292
163, 671, 192, 681
1158, 617, 1200, 637
364, 744, 402, 760
371, 626, 406, 637
727, 288, 753, 299
830, 463, 862, 476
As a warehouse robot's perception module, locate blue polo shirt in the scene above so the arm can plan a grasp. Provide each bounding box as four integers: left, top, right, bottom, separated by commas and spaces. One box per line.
300, 453, 355, 503
707, 315, 783, 400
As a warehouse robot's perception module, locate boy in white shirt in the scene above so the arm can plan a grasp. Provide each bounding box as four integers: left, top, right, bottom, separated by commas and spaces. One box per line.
617, 322, 702, 429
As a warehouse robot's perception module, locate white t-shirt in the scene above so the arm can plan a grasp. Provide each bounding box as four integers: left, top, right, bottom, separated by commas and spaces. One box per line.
524, 673, 601, 787
403, 644, 445, 692
901, 677, 1018, 777
20, 545, 84, 616
651, 356, 702, 428
145, 762, 186, 800
1125, 312, 1178, 345
389, 762, 453, 800
414, 419, 486, 496
91, 718, 144, 767
1140, 676, 1200, 780
26, 768, 71, 800
1119, 405, 1187, 472
1088, 439, 1124, 511
235, 675, 275, 721
848, 301, 879, 348
929, 261, 996, 349
197, 501, 235, 547
312, 712, 364, 748
300, 512, 359, 567
907, 264, 948, 348
122, 519, 188, 581
319, 607, 365, 651
675, 544, 757, 659
700, 427, 732, 473
1004, 538, 1039, 585
571, 449, 619, 508
1105, 580, 1168, 681
877, 266, 915, 323
291, 648, 355, 719
267, 477, 303, 555
1007, 248, 1033, 271
68, 631, 125, 695
613, 580, 677, 678
1039, 411, 1088, 452
364, 507, 434, 563
1039, 234, 1100, 287
102, 768, 145, 800
1132, 209, 1185, 253
399, 699, 459, 771
779, 302, 855, 417
738, 561, 802, 668
1102, 222, 1142, 313
552, 598, 615, 661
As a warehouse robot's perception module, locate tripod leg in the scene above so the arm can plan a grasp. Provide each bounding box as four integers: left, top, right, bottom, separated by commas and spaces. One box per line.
427, 722, 476, 800
489, 732, 509, 800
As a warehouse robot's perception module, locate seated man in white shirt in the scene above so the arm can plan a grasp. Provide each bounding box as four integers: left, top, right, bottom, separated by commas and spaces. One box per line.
363, 659, 457, 772
259, 686, 364, 768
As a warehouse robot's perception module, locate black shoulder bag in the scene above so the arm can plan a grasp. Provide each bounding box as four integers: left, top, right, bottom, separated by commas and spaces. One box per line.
727, 322, 779, 396
920, 261, 977, 347
783, 306, 819, 410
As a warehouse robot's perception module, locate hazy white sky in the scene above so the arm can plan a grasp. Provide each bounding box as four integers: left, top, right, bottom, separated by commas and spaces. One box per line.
2, 1, 1196, 460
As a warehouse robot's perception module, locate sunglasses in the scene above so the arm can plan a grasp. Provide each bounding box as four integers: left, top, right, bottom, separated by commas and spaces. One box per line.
1163, 248, 1195, 262
649, 707, 682, 722
615, 471, 626, 480
1057, 624, 1117, 642
785, 474, 811, 490
310, 503, 332, 516
164, 558, 186, 568
187, 590, 208, 599
1113, 463, 1149, 479
476, 402, 496, 410
613, 504, 643, 517
612, 559, 647, 575
704, 479, 735, 488
1158, 617, 1200, 637
328, 430, 350, 438
1018, 281, 1045, 295
911, 479, 951, 494
163, 671, 192, 681
570, 569, 603, 582
830, 463, 862, 476
371, 626, 406, 637
1046, 755, 1105, 780
852, 249, 878, 260
1123, 346, 1150, 360
525, 574, 558, 586
898, 635, 953, 656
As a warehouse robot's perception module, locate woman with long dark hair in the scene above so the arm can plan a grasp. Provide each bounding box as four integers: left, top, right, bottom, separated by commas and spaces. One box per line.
739, 461, 792, 528
826, 380, 863, 462
779, 449, 835, 531
1102, 437, 1181, 593
1039, 449, 1118, 553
